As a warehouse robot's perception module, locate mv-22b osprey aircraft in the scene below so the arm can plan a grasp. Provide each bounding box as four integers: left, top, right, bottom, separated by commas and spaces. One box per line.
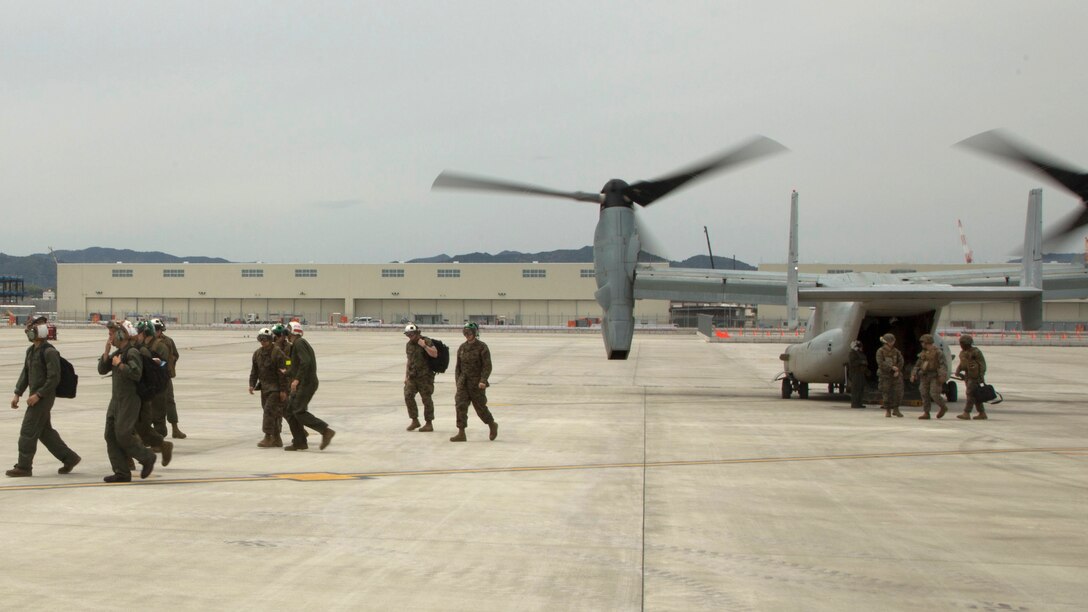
432, 133, 1088, 401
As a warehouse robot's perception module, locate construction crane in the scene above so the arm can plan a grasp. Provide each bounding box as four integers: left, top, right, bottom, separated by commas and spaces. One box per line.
956, 219, 973, 264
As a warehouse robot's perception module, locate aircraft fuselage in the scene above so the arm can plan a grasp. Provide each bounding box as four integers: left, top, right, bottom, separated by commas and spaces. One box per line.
781, 299, 953, 385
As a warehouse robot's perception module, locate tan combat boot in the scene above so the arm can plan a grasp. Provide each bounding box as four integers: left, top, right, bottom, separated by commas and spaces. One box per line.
918, 412, 930, 420
407, 418, 421, 431
418, 421, 433, 432
171, 423, 187, 439
956, 411, 971, 420
271, 434, 283, 447
973, 410, 988, 420
449, 428, 467, 442
936, 406, 947, 419
884, 409, 891, 418
892, 409, 904, 417
488, 421, 498, 441
257, 435, 274, 448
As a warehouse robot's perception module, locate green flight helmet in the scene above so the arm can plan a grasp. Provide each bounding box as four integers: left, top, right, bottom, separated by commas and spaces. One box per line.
271, 323, 288, 337
463, 321, 480, 336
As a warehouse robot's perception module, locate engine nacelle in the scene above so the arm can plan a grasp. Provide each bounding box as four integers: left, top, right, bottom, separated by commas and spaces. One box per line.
593, 206, 639, 359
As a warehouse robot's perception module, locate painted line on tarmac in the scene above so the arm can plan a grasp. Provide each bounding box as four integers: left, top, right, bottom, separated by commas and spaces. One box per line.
0, 446, 1084, 492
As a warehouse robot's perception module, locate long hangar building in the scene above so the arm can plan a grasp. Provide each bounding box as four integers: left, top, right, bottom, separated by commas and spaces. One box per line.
57, 261, 1087, 328
56, 262, 669, 326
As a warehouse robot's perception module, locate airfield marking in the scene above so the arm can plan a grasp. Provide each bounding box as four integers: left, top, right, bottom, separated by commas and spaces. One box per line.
0, 446, 1083, 492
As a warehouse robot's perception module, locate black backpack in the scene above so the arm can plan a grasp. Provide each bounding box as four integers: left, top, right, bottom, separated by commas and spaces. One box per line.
38, 343, 79, 399
135, 350, 170, 400
428, 339, 450, 374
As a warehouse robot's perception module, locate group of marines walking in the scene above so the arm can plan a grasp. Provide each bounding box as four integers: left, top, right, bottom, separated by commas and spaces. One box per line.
848, 332, 990, 420
12, 316, 995, 480
8, 316, 187, 481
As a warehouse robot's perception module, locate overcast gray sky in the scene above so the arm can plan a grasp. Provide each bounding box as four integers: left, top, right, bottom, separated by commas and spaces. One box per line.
2, 1, 1085, 265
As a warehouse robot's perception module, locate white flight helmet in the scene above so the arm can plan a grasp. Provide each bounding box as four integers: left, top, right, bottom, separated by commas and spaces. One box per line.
403, 323, 419, 335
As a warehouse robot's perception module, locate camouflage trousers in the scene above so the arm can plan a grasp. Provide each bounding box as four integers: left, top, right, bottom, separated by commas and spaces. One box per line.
918, 374, 948, 413
260, 388, 287, 436
879, 375, 903, 410
963, 379, 984, 414
404, 373, 435, 422
454, 383, 494, 430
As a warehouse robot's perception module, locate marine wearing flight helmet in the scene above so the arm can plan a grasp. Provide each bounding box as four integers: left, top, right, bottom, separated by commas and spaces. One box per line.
134, 320, 174, 467
403, 323, 439, 432
846, 340, 870, 409
910, 334, 949, 419
249, 327, 289, 447
152, 318, 186, 439
283, 321, 336, 451
6, 316, 81, 477
450, 322, 498, 442
954, 335, 988, 420
875, 333, 904, 417
97, 320, 156, 482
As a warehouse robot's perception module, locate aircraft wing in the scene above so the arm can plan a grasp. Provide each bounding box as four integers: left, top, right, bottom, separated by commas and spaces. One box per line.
633, 267, 796, 305
635, 262, 1088, 305
896, 265, 1088, 300
796, 285, 1041, 302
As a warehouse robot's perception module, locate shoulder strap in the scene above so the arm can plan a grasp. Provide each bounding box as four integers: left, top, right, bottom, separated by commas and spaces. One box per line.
38, 342, 56, 366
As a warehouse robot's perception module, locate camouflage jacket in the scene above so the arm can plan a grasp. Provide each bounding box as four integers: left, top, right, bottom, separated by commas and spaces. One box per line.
455, 339, 492, 388
875, 345, 904, 379
405, 336, 435, 379
250, 344, 289, 391
160, 333, 180, 378
955, 346, 987, 382
911, 346, 949, 381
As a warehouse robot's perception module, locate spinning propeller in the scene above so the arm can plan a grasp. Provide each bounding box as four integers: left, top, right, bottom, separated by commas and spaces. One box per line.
431, 136, 787, 359
958, 130, 1088, 244
432, 135, 787, 208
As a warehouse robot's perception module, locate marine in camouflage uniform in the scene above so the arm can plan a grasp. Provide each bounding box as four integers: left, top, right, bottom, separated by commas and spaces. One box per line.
153, 319, 186, 439
875, 333, 904, 417
283, 322, 335, 451
910, 334, 949, 419
249, 328, 288, 447
97, 321, 156, 482
954, 335, 988, 420
7, 317, 80, 477
403, 323, 438, 432
450, 322, 498, 442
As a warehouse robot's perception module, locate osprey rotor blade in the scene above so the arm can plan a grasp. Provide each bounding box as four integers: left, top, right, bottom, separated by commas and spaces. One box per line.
432, 171, 602, 203
958, 130, 1088, 240
624, 135, 788, 207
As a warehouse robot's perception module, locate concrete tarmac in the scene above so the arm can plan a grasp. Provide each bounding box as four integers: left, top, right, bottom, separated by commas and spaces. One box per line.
1, 328, 1085, 611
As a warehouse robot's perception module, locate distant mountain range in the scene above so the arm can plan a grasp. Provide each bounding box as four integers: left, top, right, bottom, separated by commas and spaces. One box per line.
0, 248, 229, 290
406, 247, 755, 270
3, 246, 1082, 294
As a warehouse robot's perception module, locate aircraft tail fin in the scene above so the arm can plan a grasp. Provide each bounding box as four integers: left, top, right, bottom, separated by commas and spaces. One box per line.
786, 190, 799, 329
1020, 188, 1044, 330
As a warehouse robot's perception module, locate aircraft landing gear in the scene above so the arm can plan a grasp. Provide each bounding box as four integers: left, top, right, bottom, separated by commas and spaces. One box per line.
780, 374, 809, 399
944, 380, 958, 402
